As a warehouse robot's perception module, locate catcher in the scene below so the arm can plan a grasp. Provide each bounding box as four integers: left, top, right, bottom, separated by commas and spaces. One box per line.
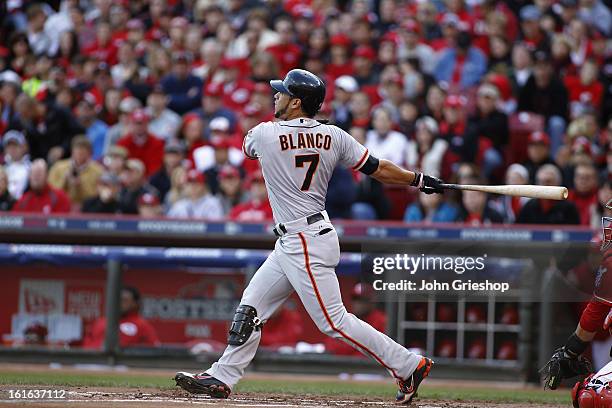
540, 199, 612, 392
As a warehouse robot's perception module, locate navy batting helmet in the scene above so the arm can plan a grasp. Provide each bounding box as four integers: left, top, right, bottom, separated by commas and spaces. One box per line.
270, 69, 326, 117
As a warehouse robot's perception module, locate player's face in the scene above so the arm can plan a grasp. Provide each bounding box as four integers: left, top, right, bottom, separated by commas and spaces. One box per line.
274, 92, 295, 119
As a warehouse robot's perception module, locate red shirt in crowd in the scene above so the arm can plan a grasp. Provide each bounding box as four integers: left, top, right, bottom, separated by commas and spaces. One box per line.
564, 76, 604, 108
260, 307, 303, 348
116, 133, 165, 177
266, 43, 302, 76
12, 185, 71, 214
323, 309, 387, 356
229, 199, 273, 222
568, 189, 598, 226
82, 311, 160, 349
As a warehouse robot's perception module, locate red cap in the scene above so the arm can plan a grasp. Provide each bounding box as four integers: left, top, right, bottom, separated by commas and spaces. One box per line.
445, 95, 466, 108
204, 81, 223, 97
138, 192, 160, 206
211, 138, 232, 149
130, 108, 149, 123
381, 31, 399, 44
182, 112, 202, 128
186, 169, 205, 184
219, 165, 240, 179
402, 20, 420, 34
329, 34, 352, 48
528, 131, 550, 146
572, 136, 592, 156
354, 45, 376, 61
247, 170, 264, 185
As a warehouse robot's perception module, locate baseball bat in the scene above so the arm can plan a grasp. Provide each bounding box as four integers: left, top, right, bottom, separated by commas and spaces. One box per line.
440, 184, 568, 200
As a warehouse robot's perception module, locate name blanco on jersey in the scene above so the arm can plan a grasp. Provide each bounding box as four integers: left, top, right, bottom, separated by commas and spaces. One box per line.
279, 133, 332, 151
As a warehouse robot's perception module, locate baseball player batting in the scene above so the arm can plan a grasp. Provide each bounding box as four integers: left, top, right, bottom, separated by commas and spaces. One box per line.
174, 69, 441, 404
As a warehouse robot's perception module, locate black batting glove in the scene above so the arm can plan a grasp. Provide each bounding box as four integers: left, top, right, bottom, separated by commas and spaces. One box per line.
411, 172, 444, 195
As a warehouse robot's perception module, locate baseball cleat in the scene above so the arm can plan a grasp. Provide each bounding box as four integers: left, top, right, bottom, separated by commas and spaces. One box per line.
174, 372, 231, 398
395, 357, 434, 405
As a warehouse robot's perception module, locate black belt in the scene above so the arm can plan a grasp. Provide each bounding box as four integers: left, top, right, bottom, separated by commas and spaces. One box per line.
273, 212, 324, 237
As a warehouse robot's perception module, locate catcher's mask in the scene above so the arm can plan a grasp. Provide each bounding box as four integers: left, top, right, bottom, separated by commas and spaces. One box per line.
603, 198, 612, 251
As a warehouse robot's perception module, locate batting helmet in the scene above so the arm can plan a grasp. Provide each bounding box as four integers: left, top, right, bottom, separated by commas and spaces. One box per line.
270, 69, 326, 117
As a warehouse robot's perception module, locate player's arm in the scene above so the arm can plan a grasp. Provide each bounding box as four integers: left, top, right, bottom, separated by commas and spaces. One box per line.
366, 157, 444, 194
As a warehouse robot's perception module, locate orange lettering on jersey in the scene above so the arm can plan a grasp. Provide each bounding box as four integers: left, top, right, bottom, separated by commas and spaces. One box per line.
306, 133, 315, 148
323, 134, 331, 150
279, 134, 289, 150
297, 133, 306, 149
315, 133, 323, 148
288, 133, 297, 149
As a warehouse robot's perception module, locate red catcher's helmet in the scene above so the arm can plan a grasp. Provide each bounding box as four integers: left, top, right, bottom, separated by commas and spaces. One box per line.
572, 374, 612, 408
602, 199, 612, 251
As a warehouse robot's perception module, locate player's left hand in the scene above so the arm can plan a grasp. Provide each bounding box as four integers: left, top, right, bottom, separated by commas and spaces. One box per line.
420, 174, 444, 195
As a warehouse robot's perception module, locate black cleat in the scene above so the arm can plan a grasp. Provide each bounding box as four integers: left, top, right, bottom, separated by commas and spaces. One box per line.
395, 357, 434, 405
174, 372, 231, 398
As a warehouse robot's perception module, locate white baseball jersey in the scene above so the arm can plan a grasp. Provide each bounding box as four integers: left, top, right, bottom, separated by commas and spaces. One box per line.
242, 117, 370, 223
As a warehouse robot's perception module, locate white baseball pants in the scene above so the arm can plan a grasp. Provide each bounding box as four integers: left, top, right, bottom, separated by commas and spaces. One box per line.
206, 214, 422, 387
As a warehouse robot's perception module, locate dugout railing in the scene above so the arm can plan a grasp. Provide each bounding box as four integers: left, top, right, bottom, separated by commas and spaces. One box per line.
0, 213, 596, 383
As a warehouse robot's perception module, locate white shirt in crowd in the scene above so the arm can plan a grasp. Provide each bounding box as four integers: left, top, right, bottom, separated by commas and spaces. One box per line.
167, 194, 224, 220
192, 146, 244, 172
365, 129, 409, 167
4, 154, 31, 199
147, 109, 182, 141
405, 139, 448, 178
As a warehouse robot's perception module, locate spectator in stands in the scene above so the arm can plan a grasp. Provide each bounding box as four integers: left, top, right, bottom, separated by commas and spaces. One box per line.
229, 171, 273, 222
161, 52, 203, 115
434, 30, 487, 90
517, 164, 580, 224
0, 71, 22, 131
439, 95, 468, 170
81, 172, 123, 214
398, 20, 436, 75
117, 109, 165, 177
265, 17, 302, 76
12, 93, 84, 163
200, 139, 244, 195
325, 166, 358, 219
406, 116, 447, 178
518, 5, 548, 50
259, 301, 304, 349
167, 169, 223, 220
348, 91, 372, 129
459, 189, 504, 225
138, 192, 163, 219
331, 76, 359, 131
150, 140, 186, 202
0, 166, 16, 211
146, 85, 182, 141
48, 136, 104, 209
324, 283, 386, 357
492, 163, 530, 223
83, 286, 160, 349
191, 82, 237, 140
510, 43, 533, 91
404, 191, 459, 223
578, 0, 611, 36
103, 145, 128, 178
12, 159, 71, 214
74, 95, 108, 161
178, 113, 206, 167
365, 107, 408, 166
465, 83, 508, 178
423, 84, 447, 123
26, 3, 58, 57
353, 46, 379, 86
165, 166, 188, 210
518, 50, 568, 155
118, 159, 158, 215
568, 163, 599, 225
523, 131, 556, 184
217, 165, 244, 215
104, 96, 142, 152
2, 130, 30, 199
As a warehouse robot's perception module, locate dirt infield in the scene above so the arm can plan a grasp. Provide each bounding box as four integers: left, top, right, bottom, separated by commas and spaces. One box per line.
0, 386, 568, 408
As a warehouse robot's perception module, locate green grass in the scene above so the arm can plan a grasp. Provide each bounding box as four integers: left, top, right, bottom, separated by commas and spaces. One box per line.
0, 371, 570, 405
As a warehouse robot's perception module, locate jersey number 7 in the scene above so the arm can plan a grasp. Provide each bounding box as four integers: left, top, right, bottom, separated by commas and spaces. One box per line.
295, 154, 320, 191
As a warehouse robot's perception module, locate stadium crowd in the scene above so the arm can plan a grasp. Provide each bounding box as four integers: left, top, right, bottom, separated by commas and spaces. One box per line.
0, 0, 610, 226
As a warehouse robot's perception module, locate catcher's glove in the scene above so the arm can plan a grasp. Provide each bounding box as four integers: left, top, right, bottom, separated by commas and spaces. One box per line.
540, 347, 593, 390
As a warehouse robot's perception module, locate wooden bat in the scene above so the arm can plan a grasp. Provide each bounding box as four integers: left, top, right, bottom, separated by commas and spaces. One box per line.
440, 184, 568, 200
